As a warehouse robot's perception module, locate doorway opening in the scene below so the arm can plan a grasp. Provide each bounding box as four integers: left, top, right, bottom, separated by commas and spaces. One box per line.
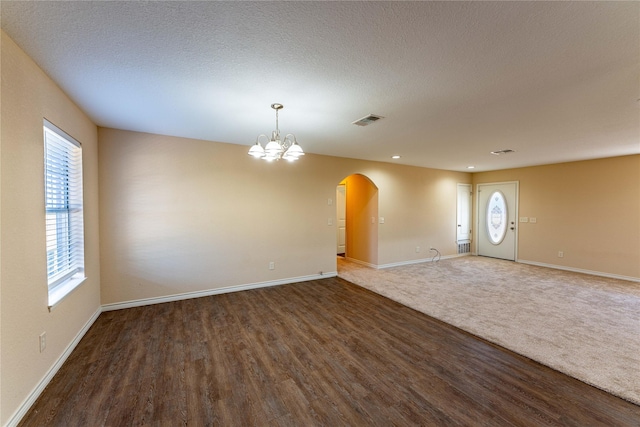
336, 174, 379, 267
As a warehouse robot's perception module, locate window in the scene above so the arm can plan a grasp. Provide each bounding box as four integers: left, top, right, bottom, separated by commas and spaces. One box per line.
486, 190, 508, 245
44, 120, 85, 307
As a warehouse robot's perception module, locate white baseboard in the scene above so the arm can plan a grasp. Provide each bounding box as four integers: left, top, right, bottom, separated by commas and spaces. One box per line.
5, 308, 102, 427
517, 259, 640, 283
101, 272, 337, 312
343, 257, 378, 269
378, 252, 470, 269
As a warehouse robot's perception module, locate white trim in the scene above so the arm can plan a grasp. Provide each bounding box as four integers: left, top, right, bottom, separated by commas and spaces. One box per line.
43, 118, 81, 148
48, 276, 87, 310
378, 253, 470, 269
345, 253, 471, 270
517, 259, 640, 283
344, 257, 378, 269
101, 272, 337, 312
5, 308, 102, 427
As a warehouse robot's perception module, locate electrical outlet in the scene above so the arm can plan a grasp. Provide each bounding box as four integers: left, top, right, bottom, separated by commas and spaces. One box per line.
416, 246, 421, 253
558, 251, 564, 258
39, 332, 46, 353
269, 261, 275, 270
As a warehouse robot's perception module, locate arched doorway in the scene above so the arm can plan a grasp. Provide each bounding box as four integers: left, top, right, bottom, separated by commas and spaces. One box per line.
337, 174, 379, 267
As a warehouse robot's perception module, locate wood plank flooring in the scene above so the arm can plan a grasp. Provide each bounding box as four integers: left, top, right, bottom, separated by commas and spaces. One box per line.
19, 277, 640, 426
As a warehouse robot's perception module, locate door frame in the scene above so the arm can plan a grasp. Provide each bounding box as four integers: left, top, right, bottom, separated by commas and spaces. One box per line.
475, 181, 519, 261
336, 183, 346, 255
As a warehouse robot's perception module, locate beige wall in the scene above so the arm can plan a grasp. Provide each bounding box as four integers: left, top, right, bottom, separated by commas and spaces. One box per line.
473, 155, 640, 279
1, 31, 101, 425
98, 127, 471, 304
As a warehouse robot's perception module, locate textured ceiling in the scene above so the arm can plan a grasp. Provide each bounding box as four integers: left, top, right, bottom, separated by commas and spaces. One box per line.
2, 1, 638, 172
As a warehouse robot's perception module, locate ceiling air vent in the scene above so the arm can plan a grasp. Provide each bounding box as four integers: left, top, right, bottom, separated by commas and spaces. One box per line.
352, 114, 384, 126
490, 149, 515, 156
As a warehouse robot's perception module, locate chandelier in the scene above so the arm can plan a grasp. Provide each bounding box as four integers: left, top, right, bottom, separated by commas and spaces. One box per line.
248, 103, 305, 161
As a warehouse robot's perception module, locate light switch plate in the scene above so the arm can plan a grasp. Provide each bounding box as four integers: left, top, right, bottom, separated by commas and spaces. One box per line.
530, 217, 537, 223
519, 217, 529, 223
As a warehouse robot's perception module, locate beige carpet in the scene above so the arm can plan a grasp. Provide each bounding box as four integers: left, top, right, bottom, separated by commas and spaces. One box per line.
337, 256, 640, 406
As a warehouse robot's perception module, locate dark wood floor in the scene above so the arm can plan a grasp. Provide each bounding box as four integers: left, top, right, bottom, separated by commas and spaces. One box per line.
20, 277, 640, 426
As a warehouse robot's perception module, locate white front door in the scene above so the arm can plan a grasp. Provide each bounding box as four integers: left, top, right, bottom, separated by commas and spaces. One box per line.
477, 182, 518, 261
336, 184, 346, 255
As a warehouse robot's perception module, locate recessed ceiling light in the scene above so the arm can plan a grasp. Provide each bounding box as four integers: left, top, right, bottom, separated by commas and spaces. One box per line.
467, 166, 475, 169
391, 155, 401, 159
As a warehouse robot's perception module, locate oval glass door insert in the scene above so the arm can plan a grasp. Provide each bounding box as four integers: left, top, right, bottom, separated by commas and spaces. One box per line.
486, 191, 508, 245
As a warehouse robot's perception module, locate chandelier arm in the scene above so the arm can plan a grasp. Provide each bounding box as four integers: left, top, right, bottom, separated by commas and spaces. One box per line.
256, 134, 271, 145
282, 134, 298, 150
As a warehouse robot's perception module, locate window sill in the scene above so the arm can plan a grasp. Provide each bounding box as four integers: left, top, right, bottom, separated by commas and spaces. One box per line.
48, 275, 87, 311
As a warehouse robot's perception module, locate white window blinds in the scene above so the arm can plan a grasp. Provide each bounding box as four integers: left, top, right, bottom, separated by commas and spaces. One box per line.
44, 120, 85, 305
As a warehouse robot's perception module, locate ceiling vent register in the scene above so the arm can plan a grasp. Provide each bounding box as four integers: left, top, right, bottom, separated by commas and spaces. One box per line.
352, 114, 384, 126
490, 149, 515, 156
